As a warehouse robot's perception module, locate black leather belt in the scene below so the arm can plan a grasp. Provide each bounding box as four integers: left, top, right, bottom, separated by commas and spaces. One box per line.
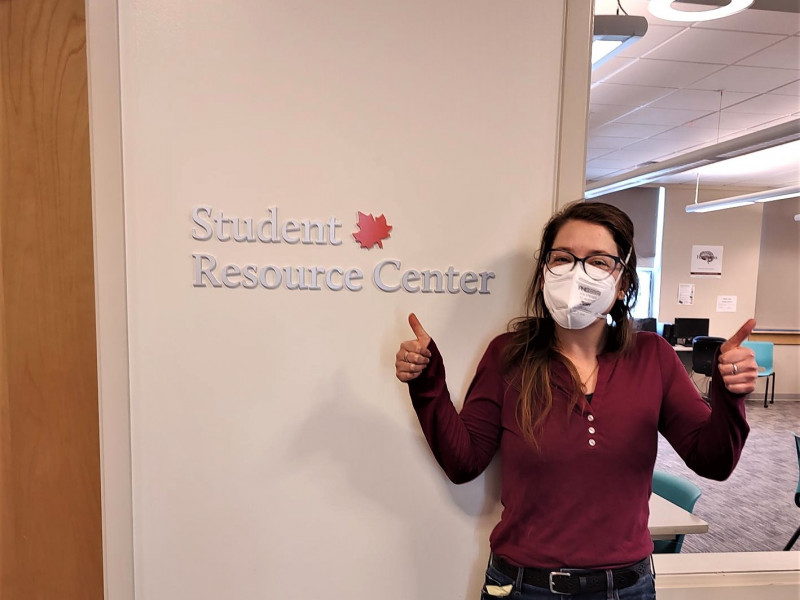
490, 554, 650, 595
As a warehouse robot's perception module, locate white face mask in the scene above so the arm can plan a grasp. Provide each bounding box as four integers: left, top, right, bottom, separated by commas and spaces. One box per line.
543, 264, 620, 330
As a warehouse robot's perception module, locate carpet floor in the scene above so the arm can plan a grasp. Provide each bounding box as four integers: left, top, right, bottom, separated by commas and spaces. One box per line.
655, 398, 800, 553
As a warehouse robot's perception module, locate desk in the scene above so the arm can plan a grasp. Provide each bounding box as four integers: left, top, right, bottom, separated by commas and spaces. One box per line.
672, 345, 693, 374
653, 552, 800, 599
648, 494, 709, 540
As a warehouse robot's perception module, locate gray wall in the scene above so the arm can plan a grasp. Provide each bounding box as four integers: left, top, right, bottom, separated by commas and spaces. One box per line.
590, 187, 660, 265
660, 186, 798, 398
754, 197, 800, 331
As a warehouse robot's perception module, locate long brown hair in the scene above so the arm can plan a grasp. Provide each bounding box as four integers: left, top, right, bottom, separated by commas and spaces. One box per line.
504, 201, 640, 446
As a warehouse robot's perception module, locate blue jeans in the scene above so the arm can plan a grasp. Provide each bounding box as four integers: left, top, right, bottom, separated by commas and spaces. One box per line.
480, 562, 656, 600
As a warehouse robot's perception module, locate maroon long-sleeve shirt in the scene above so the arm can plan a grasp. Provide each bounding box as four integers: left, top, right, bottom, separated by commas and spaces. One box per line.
408, 330, 748, 569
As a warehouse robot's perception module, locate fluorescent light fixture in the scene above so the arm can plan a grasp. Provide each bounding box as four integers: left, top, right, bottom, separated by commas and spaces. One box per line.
649, 0, 754, 22
592, 15, 648, 69
685, 184, 800, 213
585, 118, 800, 198
593, 40, 624, 65
683, 139, 800, 180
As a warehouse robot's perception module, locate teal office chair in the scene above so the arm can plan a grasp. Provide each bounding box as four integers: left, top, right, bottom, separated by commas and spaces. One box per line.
741, 341, 775, 408
784, 433, 800, 551
652, 470, 702, 554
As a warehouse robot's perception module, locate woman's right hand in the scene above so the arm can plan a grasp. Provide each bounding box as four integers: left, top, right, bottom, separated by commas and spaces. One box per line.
395, 313, 432, 382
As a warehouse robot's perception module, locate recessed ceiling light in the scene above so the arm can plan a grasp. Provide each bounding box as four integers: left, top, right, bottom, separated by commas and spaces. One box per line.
648, 0, 754, 22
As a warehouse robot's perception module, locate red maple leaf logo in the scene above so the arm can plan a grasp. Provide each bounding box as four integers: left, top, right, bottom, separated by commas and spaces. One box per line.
352, 212, 392, 249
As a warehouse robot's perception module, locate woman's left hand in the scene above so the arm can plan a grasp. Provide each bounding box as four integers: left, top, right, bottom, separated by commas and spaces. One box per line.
717, 318, 758, 395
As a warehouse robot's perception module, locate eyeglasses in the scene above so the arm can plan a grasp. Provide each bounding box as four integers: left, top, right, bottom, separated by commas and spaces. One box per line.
544, 249, 624, 281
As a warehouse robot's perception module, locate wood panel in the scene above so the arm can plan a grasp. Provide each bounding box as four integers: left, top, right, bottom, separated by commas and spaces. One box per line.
0, 0, 104, 598
750, 332, 800, 345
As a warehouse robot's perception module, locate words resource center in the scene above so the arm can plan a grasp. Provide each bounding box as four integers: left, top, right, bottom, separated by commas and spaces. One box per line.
190, 206, 496, 294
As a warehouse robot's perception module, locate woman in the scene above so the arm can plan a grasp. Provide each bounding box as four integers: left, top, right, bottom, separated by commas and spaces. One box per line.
394, 201, 756, 599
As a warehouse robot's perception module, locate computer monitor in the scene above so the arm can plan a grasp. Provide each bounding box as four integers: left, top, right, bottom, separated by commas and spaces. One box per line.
633, 318, 657, 333
673, 317, 710, 347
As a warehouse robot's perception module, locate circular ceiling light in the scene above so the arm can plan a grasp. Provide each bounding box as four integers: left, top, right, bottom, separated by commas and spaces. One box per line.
648, 0, 754, 22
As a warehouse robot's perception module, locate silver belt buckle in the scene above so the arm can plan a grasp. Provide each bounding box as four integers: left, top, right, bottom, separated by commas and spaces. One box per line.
549, 571, 571, 594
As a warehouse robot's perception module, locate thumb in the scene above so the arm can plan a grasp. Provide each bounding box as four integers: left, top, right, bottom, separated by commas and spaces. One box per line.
408, 313, 431, 346
721, 318, 756, 354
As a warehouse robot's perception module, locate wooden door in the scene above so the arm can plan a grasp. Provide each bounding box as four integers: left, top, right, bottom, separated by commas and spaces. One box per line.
0, 0, 104, 598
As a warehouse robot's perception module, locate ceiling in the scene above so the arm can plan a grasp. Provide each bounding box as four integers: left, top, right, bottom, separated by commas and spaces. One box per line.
587, 0, 800, 189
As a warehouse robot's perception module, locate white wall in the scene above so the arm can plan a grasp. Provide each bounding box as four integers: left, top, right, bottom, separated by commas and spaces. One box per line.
660, 186, 798, 398
89, 1, 591, 598
660, 186, 762, 338
752, 197, 800, 400
755, 197, 800, 332
85, 1, 135, 599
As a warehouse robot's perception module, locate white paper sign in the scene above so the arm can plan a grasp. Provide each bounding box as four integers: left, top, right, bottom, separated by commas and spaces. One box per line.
716, 295, 737, 312
678, 283, 695, 305
691, 245, 723, 277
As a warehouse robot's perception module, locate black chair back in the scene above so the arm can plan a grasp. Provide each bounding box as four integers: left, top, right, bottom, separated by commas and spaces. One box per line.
691, 336, 726, 376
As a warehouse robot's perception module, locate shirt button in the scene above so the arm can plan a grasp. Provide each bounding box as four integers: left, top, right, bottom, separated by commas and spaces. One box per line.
587, 414, 595, 422
589, 439, 596, 447
588, 427, 596, 434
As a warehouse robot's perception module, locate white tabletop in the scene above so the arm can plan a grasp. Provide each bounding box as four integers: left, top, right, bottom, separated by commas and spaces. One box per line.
654, 551, 800, 574
648, 494, 709, 540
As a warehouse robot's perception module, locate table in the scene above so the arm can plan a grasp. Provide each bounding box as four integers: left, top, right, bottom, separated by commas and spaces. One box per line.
648, 494, 709, 541
653, 552, 800, 599
672, 345, 694, 374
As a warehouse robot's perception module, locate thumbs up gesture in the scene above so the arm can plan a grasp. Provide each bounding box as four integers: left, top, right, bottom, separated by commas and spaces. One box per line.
717, 318, 758, 395
395, 313, 432, 382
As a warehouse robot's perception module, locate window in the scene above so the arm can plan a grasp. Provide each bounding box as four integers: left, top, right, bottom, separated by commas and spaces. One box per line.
632, 267, 653, 319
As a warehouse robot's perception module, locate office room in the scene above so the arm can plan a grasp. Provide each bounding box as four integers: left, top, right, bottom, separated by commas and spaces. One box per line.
587, 0, 800, 595
1, 0, 798, 599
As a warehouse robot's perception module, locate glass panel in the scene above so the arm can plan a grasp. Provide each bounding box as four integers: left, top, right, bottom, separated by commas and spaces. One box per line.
632, 268, 653, 319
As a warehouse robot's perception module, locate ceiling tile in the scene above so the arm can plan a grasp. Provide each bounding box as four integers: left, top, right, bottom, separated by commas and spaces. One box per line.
649, 88, 757, 110
642, 28, 784, 65
608, 58, 724, 87
688, 65, 800, 92
588, 104, 638, 127
620, 137, 705, 157
691, 8, 800, 35
737, 36, 800, 68
616, 24, 686, 58
770, 80, 800, 96
592, 121, 674, 138
590, 83, 676, 106
588, 2, 799, 189
587, 147, 614, 160
586, 136, 639, 150
651, 125, 737, 143
690, 110, 792, 130
592, 56, 637, 84
725, 93, 800, 114
614, 106, 714, 126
